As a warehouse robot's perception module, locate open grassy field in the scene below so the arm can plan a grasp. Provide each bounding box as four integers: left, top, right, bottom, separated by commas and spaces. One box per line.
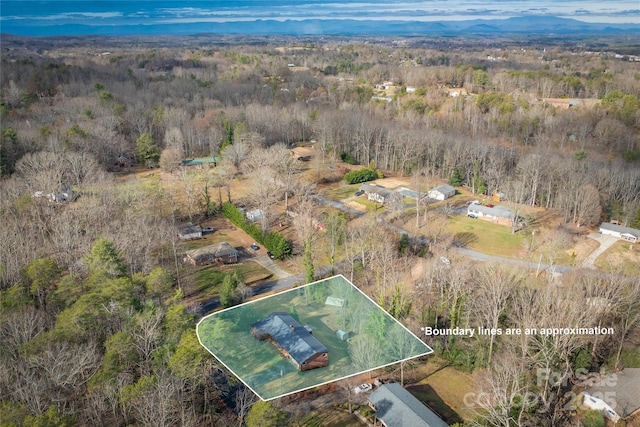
445, 215, 526, 258
595, 241, 640, 277
322, 183, 360, 200
297, 408, 360, 427
407, 357, 478, 422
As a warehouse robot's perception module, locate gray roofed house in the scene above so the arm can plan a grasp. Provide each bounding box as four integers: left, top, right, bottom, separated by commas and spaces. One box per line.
360, 184, 402, 206
368, 383, 448, 427
178, 224, 203, 240
467, 204, 516, 226
427, 184, 456, 201
183, 242, 238, 265
581, 368, 640, 422
250, 312, 329, 371
599, 222, 639, 243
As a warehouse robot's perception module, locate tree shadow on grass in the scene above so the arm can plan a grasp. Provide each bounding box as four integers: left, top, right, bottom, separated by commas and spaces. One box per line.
453, 232, 478, 247
406, 383, 465, 425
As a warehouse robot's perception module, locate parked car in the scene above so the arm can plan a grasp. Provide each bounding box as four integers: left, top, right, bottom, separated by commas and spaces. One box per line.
468, 213, 478, 219
440, 256, 451, 266
250, 243, 260, 251
354, 383, 372, 394
485, 203, 495, 208
267, 251, 275, 259
354, 190, 364, 196
202, 227, 214, 234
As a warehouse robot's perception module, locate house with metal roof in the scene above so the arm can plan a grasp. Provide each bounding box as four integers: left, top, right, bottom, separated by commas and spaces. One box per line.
359, 184, 402, 206
183, 242, 238, 266
599, 222, 639, 243
250, 312, 329, 371
181, 157, 218, 168
368, 383, 448, 427
580, 368, 640, 423
178, 224, 202, 240
467, 204, 516, 227
427, 184, 456, 201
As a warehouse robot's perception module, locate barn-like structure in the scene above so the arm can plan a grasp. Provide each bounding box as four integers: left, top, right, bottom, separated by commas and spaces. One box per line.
250, 312, 329, 371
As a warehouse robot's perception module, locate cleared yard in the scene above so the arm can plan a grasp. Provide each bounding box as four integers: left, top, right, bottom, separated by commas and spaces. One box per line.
408, 358, 478, 422
446, 215, 526, 258
297, 408, 360, 426
595, 241, 640, 277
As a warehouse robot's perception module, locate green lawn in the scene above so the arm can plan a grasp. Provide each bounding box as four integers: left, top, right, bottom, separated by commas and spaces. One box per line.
297, 408, 360, 427
445, 215, 526, 258
323, 183, 360, 200
352, 197, 384, 213
408, 357, 477, 422
193, 262, 273, 298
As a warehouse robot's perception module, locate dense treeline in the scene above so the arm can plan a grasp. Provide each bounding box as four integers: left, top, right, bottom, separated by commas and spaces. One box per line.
1, 37, 640, 426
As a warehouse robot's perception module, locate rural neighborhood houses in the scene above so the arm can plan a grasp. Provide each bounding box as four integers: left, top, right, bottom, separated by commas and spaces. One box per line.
580, 368, 640, 423
183, 242, 239, 266
599, 222, 639, 243
427, 184, 455, 201
250, 312, 329, 371
467, 204, 517, 227
368, 383, 448, 427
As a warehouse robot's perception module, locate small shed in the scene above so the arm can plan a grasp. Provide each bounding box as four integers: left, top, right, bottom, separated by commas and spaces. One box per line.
246, 209, 265, 222
336, 330, 352, 341
325, 296, 346, 307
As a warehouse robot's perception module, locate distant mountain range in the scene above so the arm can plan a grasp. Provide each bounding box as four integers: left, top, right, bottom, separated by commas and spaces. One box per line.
2, 16, 639, 37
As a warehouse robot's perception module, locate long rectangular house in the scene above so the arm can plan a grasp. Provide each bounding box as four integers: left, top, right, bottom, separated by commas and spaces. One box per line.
250, 312, 329, 371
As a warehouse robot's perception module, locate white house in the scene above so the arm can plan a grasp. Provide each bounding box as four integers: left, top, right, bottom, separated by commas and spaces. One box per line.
467, 205, 516, 227
599, 222, 639, 243
427, 184, 456, 201
580, 368, 640, 423
359, 184, 402, 206
178, 224, 202, 240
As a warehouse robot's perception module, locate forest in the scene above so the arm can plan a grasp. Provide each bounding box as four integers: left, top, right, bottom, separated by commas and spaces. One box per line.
1, 34, 640, 426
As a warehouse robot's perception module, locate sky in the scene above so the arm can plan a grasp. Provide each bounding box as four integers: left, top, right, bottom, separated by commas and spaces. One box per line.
1, 1, 639, 36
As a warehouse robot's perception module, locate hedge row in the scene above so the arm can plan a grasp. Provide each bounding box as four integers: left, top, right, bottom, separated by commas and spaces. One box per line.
343, 168, 378, 184
221, 203, 292, 259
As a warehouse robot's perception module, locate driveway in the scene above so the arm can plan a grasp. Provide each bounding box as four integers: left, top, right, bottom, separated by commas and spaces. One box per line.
312, 195, 364, 218
582, 233, 619, 268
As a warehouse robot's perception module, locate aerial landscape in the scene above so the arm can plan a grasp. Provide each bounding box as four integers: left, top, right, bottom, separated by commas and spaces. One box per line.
1, 1, 640, 426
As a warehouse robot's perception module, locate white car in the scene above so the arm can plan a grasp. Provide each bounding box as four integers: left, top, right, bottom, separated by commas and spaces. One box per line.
354, 383, 373, 394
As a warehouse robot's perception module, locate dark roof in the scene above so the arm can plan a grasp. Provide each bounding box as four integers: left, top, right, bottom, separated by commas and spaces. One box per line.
368, 383, 448, 427
179, 225, 202, 235
586, 368, 640, 417
185, 242, 237, 259
599, 222, 640, 237
251, 312, 328, 365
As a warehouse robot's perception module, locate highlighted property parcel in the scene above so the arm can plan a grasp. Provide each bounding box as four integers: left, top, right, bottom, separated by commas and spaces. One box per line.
196, 275, 433, 400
